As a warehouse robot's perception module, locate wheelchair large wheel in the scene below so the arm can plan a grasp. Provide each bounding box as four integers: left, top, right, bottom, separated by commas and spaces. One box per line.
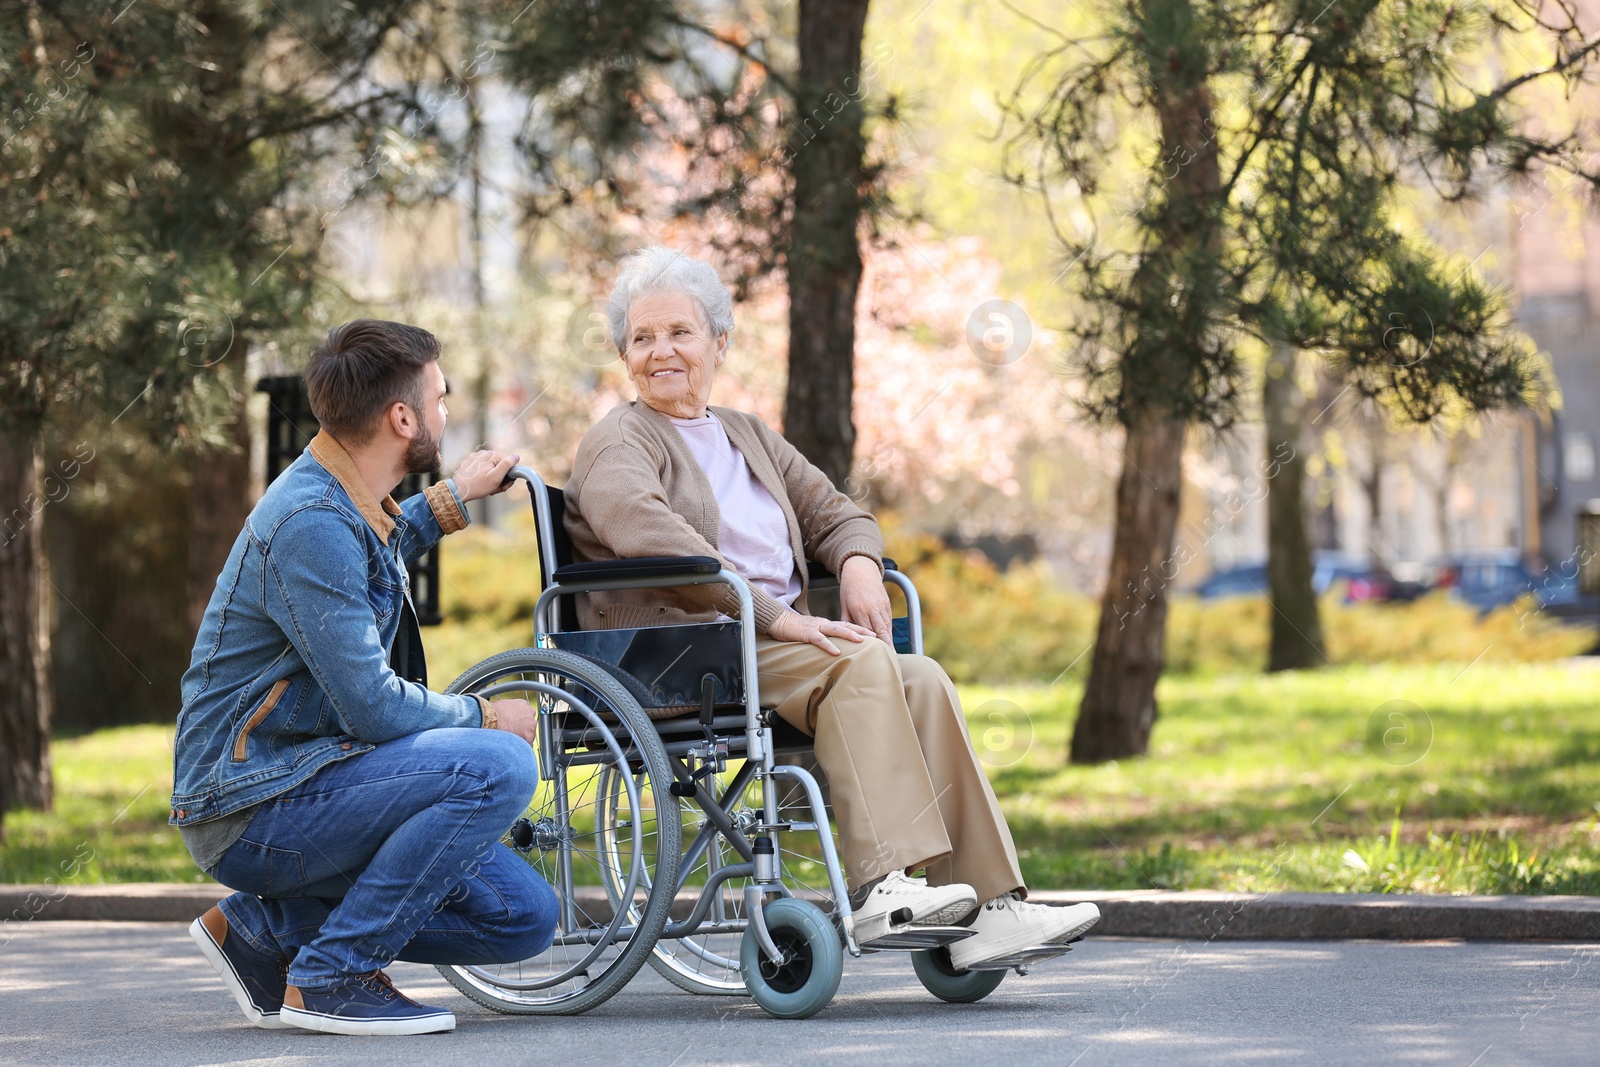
740, 897, 843, 1019
912, 946, 1005, 1003
595, 760, 842, 996
435, 648, 681, 1015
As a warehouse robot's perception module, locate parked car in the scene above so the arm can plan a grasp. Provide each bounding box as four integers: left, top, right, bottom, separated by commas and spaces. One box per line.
1317, 552, 1393, 602
1432, 551, 1543, 612
1533, 567, 1581, 608
1191, 562, 1268, 600
1193, 552, 1391, 603
1530, 569, 1600, 643
1433, 556, 1599, 650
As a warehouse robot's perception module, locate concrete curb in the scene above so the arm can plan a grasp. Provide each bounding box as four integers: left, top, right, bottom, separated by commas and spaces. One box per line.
3, 884, 226, 923
6, 883, 1600, 940
1027, 890, 1600, 942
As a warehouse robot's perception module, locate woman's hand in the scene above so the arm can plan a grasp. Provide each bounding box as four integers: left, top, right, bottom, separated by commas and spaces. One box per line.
768, 610, 876, 656
839, 555, 893, 644
451, 449, 521, 502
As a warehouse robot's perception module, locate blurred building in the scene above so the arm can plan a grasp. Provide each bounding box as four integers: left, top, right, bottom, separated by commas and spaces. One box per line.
1186, 179, 1600, 586
1185, 412, 1532, 580
1513, 194, 1600, 569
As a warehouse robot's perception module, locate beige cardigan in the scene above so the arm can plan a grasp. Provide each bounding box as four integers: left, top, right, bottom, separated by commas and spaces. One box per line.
563, 402, 884, 633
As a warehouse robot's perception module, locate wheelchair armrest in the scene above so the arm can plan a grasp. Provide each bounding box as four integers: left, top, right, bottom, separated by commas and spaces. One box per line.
553, 556, 723, 583
806, 557, 899, 583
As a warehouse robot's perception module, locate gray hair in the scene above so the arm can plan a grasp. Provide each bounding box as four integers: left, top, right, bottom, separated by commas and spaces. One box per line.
606, 246, 736, 354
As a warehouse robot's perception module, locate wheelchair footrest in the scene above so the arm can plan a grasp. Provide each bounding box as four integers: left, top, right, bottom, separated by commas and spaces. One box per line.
961, 942, 1076, 971
857, 925, 977, 952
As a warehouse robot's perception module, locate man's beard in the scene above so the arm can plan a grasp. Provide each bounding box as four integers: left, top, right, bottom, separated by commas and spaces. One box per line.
404, 421, 442, 475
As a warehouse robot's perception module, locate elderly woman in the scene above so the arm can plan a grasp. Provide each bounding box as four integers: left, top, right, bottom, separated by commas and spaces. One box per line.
563, 246, 1099, 967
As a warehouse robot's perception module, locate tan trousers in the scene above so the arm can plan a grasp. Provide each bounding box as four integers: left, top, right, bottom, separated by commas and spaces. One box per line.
756, 636, 1026, 904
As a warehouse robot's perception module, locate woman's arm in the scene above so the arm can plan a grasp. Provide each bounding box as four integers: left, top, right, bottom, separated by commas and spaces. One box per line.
749, 419, 893, 642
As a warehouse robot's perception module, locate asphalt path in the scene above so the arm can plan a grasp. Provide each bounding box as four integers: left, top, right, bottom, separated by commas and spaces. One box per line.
3, 922, 1597, 1065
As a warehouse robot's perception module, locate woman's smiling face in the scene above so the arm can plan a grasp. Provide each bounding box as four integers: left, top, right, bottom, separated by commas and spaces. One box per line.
621, 289, 727, 420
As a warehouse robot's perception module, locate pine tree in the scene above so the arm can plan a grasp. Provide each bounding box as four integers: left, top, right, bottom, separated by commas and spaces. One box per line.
1001, 0, 1600, 761
0, 0, 450, 830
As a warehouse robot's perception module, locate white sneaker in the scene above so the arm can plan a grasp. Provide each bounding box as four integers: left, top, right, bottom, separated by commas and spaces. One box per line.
851, 870, 978, 944
947, 894, 1100, 970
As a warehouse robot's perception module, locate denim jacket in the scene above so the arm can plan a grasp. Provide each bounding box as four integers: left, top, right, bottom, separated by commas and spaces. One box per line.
170, 431, 484, 827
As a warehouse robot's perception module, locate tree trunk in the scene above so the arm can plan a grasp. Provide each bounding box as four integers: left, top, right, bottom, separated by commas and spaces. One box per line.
186, 360, 252, 639
1361, 423, 1386, 569
468, 86, 493, 528
1072, 0, 1220, 763
781, 0, 871, 488
1071, 413, 1185, 762
784, 0, 874, 807
1264, 343, 1324, 671
0, 423, 54, 829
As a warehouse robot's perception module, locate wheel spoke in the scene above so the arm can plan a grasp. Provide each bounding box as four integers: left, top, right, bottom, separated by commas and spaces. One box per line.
431, 649, 680, 1014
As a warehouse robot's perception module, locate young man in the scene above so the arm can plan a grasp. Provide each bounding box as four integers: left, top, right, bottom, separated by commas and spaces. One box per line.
171, 320, 549, 1036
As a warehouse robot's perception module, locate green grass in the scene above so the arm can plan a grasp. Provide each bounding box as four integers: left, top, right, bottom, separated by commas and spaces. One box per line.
0, 725, 197, 884
5, 662, 1599, 893
975, 661, 1600, 894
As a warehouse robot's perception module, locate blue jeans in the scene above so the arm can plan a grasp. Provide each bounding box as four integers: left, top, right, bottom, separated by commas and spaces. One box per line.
210, 728, 557, 991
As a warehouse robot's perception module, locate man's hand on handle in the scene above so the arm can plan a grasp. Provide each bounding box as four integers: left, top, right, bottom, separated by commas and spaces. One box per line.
487, 698, 538, 743
452, 450, 521, 503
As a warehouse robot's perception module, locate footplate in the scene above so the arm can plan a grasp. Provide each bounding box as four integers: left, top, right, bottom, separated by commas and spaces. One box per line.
857, 925, 977, 952
962, 942, 1077, 971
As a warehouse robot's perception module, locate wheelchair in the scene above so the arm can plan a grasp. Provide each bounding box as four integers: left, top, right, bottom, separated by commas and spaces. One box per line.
434, 466, 1057, 1018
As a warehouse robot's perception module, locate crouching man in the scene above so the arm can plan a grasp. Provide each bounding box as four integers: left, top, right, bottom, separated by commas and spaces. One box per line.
171, 320, 552, 1036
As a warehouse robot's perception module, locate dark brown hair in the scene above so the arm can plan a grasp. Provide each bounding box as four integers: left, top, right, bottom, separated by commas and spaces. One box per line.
304, 320, 440, 445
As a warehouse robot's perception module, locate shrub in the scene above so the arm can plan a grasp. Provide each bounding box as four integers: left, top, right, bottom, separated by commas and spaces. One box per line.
1323, 590, 1596, 666
884, 526, 1098, 684
1162, 589, 1594, 676
899, 533, 1594, 680
428, 503, 1596, 685
437, 502, 545, 629
1164, 595, 1271, 675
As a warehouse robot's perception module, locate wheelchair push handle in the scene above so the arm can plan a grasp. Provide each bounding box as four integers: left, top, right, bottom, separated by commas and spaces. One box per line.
497, 465, 561, 585
501, 464, 540, 490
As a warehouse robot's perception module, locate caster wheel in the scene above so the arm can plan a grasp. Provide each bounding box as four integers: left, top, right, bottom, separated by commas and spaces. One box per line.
740, 898, 844, 1018
912, 946, 1005, 1003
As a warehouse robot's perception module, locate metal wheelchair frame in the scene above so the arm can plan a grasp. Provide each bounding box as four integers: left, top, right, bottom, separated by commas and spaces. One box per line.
436, 466, 990, 1018
517, 465, 935, 960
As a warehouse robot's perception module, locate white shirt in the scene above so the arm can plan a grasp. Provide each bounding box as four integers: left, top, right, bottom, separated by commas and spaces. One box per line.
669, 412, 803, 610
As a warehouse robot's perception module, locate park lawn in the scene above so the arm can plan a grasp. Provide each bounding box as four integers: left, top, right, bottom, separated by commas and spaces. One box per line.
0, 724, 194, 885
980, 660, 1600, 894
3, 661, 1598, 893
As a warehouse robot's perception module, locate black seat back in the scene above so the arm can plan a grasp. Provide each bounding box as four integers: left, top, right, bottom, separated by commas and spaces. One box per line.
529, 478, 746, 717
542, 484, 579, 633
